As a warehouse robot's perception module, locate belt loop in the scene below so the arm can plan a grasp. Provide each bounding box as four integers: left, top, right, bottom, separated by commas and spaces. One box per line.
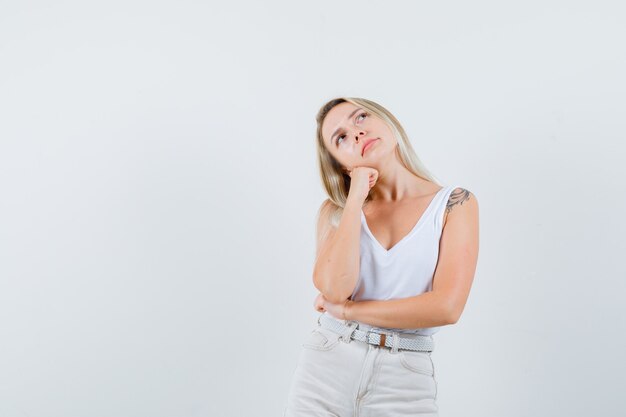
391, 331, 400, 354
340, 321, 357, 343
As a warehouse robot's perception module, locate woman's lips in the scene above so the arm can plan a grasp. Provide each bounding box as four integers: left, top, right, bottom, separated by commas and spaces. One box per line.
362, 139, 378, 156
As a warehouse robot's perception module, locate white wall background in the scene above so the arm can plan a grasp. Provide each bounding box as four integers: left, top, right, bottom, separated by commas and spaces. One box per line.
1, 1, 625, 416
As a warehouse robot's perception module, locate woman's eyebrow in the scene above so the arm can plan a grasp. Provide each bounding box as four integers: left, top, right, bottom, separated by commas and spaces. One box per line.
330, 108, 363, 144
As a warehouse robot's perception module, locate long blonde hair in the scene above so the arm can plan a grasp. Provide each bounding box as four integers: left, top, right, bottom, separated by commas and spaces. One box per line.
315, 97, 441, 227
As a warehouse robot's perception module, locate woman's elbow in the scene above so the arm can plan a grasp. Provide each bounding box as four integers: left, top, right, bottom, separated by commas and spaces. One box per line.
312, 273, 353, 304
445, 303, 464, 325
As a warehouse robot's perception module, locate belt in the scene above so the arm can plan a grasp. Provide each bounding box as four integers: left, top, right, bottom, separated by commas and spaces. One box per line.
317, 313, 434, 352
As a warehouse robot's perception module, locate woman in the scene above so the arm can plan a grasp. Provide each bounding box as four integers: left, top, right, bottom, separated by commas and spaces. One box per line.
282, 97, 479, 417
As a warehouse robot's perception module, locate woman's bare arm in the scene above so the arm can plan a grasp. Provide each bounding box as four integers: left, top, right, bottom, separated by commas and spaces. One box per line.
312, 197, 363, 304
343, 189, 479, 329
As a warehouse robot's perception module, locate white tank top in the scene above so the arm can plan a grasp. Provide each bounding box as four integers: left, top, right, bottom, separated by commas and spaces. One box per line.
323, 184, 459, 336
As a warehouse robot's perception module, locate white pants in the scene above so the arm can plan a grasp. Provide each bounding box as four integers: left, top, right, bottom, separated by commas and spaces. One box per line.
283, 314, 439, 416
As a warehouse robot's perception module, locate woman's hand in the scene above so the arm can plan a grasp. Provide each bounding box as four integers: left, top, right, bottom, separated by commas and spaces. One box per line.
314, 292, 353, 321
346, 166, 379, 203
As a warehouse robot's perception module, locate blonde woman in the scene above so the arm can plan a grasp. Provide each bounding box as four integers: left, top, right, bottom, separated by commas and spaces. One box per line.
282, 97, 479, 417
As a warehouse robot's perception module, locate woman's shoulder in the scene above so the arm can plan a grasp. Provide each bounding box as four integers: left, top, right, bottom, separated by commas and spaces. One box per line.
317, 198, 342, 230
317, 198, 341, 217
446, 186, 476, 207
443, 186, 478, 228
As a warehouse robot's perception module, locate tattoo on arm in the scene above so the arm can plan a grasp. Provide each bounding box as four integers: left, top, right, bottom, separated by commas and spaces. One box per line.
445, 188, 471, 214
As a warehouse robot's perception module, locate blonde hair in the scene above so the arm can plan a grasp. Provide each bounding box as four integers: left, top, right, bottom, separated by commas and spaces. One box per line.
315, 97, 441, 227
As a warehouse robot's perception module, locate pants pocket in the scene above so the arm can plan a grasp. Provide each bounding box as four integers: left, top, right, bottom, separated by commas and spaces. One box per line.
398, 350, 434, 376
301, 325, 342, 351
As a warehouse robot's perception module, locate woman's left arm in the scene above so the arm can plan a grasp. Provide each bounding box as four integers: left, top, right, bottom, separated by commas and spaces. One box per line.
321, 189, 479, 329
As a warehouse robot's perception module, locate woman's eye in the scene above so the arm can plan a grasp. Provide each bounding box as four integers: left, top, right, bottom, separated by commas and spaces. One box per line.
336, 113, 367, 146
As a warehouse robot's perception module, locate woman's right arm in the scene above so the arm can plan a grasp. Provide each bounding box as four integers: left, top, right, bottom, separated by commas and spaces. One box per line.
311, 197, 363, 304
312, 167, 378, 304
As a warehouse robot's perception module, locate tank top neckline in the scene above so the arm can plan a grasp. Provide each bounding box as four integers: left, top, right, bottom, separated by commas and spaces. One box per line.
360, 186, 449, 256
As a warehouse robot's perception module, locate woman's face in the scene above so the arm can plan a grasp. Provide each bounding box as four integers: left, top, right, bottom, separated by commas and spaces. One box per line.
321, 102, 396, 173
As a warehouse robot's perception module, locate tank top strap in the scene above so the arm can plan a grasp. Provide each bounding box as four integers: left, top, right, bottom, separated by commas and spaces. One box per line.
434, 185, 463, 231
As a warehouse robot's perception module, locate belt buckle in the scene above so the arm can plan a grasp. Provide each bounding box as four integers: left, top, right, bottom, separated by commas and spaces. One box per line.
365, 329, 387, 348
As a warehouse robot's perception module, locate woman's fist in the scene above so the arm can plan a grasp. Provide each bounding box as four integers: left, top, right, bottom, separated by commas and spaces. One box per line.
347, 166, 379, 202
